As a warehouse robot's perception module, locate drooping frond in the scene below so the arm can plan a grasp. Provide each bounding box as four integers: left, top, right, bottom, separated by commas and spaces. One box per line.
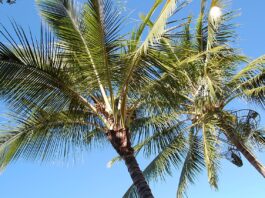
0, 108, 104, 172
202, 123, 220, 189
0, 24, 97, 115
232, 55, 265, 107
177, 129, 204, 198
130, 111, 182, 143
84, 128, 108, 149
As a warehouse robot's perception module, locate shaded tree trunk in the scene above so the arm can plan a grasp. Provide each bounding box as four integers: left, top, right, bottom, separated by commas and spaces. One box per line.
106, 128, 154, 198
123, 154, 154, 198
222, 124, 265, 177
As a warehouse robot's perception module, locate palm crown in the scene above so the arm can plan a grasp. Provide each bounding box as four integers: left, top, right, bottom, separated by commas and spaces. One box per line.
121, 0, 265, 197
0, 0, 185, 197
0, 0, 265, 198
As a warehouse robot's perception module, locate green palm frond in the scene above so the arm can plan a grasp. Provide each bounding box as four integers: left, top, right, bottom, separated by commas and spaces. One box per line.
81, 0, 123, 106
177, 128, 204, 198
84, 128, 108, 149
130, 112, 181, 142
0, 24, 96, 114
196, 0, 206, 52
135, 123, 186, 159
136, 0, 177, 54
118, 0, 180, 125
37, 0, 122, 112
232, 56, 265, 106
0, 107, 103, 172
202, 123, 220, 189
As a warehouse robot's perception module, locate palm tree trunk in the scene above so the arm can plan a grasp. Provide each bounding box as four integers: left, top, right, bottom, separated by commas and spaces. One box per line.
123, 154, 154, 198
106, 128, 154, 198
223, 127, 265, 177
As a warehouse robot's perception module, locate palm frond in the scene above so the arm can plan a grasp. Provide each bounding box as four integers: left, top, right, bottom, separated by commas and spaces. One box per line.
0, 24, 97, 115
196, 0, 206, 52
0, 108, 104, 172
136, 0, 177, 54
36, 0, 113, 112
177, 128, 204, 198
232, 56, 265, 107
202, 123, 219, 189
82, 0, 123, 107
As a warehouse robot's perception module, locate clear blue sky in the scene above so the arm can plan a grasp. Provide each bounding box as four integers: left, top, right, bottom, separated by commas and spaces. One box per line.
0, 1, 265, 197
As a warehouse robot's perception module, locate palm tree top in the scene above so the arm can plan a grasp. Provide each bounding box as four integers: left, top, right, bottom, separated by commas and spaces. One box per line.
0, 0, 265, 198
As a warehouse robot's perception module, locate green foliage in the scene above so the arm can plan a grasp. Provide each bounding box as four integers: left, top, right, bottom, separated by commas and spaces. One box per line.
0, 0, 186, 175
1, 0, 265, 197
122, 0, 265, 197
177, 129, 204, 198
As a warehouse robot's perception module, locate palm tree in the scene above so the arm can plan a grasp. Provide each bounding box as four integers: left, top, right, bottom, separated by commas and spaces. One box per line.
0, 0, 186, 197
122, 0, 265, 197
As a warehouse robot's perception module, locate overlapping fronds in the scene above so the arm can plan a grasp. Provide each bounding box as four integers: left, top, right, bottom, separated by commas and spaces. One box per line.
232, 55, 265, 107
217, 111, 265, 177
0, 107, 104, 172
118, 0, 184, 126
37, 0, 124, 112
1, 0, 265, 197
0, 23, 97, 115
202, 123, 220, 189
137, 0, 177, 54
177, 129, 204, 198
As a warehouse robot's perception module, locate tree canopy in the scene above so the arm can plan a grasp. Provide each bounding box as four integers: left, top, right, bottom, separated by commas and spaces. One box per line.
0, 0, 265, 198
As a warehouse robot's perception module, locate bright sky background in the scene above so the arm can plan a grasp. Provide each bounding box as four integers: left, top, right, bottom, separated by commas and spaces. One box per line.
0, 0, 265, 198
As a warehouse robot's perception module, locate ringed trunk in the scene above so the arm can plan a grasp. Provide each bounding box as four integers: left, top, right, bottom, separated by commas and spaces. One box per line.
123, 154, 154, 198
106, 128, 154, 198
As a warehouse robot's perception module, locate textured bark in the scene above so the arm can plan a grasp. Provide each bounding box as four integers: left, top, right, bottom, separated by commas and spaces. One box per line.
123, 154, 154, 198
223, 126, 265, 178
106, 128, 154, 198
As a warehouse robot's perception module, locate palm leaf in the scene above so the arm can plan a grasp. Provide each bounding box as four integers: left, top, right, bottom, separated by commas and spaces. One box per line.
36, 0, 113, 112
0, 108, 104, 172
232, 56, 265, 107
177, 128, 204, 198
137, 0, 177, 54
0, 24, 97, 114
202, 123, 219, 189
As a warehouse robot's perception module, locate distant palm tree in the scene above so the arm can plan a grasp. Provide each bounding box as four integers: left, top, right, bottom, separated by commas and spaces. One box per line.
123, 0, 265, 197
0, 0, 185, 197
